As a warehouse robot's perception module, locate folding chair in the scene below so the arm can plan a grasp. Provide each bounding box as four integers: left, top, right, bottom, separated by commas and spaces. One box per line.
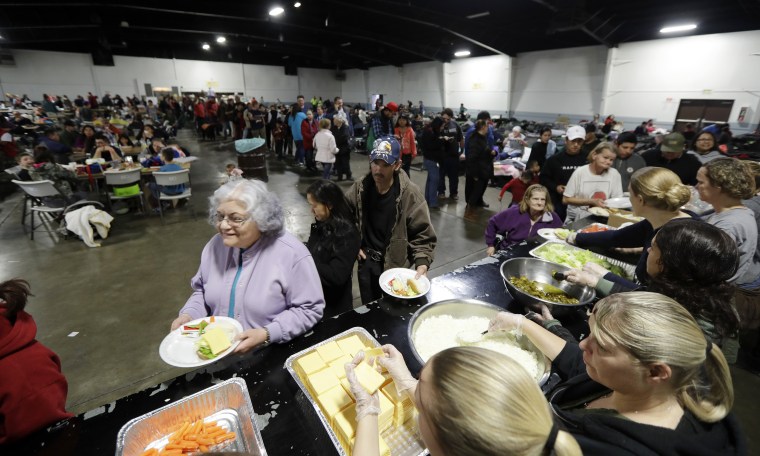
12, 179, 102, 240
153, 169, 194, 223
104, 168, 146, 215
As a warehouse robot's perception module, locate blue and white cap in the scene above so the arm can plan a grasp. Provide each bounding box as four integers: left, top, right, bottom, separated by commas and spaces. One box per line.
369, 136, 401, 164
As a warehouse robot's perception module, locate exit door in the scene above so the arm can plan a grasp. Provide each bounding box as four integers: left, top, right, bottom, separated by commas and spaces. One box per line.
673, 99, 734, 133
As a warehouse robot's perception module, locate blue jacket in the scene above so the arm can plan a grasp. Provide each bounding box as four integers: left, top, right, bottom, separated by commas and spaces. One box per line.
289, 112, 307, 141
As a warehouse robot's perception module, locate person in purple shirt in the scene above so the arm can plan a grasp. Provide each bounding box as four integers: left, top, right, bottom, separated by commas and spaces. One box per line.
485, 184, 563, 256
170, 179, 325, 353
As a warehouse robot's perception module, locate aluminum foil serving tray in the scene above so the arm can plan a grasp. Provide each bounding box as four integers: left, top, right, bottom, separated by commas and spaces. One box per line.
285, 327, 428, 456
115, 377, 267, 456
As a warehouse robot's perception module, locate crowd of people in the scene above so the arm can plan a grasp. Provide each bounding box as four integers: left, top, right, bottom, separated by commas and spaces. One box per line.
1, 92, 756, 455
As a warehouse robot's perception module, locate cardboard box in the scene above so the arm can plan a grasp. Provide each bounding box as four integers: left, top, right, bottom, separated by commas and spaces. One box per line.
607, 210, 644, 228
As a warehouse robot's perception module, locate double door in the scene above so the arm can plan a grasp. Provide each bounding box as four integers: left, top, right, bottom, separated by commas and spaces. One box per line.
673, 99, 734, 132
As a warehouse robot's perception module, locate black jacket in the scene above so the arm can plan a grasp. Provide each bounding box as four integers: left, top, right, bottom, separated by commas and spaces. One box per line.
332, 123, 350, 156
547, 343, 747, 456
306, 219, 360, 318
419, 122, 444, 163
465, 132, 493, 176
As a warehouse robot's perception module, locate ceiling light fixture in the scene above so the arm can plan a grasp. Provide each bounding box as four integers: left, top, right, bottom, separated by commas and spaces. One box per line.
454, 50, 471, 57
294, 2, 301, 7
216, 36, 226, 43
269, 6, 285, 16
660, 24, 697, 34
202, 43, 210, 50
466, 11, 490, 19
340, 42, 351, 47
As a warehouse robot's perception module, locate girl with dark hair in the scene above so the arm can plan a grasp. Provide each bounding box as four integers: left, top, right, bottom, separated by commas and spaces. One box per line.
566, 219, 741, 360
0, 279, 72, 444
527, 126, 556, 167
74, 124, 96, 156
305, 179, 361, 317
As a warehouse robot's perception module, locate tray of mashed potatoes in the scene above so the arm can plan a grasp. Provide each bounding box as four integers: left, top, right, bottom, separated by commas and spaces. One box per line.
284, 328, 426, 456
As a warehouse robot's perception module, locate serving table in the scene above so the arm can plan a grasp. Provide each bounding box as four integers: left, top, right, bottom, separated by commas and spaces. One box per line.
9, 225, 615, 455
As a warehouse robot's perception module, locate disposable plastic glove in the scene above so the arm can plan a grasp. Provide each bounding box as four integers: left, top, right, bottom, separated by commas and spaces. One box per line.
488, 311, 525, 337
565, 267, 603, 288
583, 262, 610, 277
375, 344, 417, 399
345, 352, 380, 422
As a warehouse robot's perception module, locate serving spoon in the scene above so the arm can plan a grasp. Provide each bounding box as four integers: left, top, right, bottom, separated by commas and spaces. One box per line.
456, 329, 489, 345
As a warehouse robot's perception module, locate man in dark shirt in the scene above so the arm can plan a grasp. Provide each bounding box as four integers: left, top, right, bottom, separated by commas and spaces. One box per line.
346, 136, 437, 303
582, 123, 600, 156
540, 125, 588, 220
641, 132, 700, 185
438, 108, 464, 200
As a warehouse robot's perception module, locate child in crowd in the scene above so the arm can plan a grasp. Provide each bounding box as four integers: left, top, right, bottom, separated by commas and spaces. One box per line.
0, 279, 73, 444
527, 159, 541, 180
224, 163, 244, 183
14, 151, 34, 181
395, 114, 417, 175
148, 148, 186, 210
313, 118, 338, 180
498, 168, 539, 205
273, 118, 285, 160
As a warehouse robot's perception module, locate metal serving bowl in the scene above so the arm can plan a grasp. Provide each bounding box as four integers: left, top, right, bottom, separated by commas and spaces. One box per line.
407, 299, 551, 386
500, 257, 596, 317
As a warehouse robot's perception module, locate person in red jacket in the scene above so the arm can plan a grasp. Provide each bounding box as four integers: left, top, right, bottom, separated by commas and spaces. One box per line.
301, 109, 319, 173
0, 279, 72, 444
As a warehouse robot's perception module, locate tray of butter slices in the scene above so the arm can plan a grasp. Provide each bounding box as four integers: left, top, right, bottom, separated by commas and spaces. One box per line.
285, 327, 426, 456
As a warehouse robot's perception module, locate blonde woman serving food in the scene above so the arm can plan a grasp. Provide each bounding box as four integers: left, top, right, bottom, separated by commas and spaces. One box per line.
562, 142, 623, 222
489, 292, 745, 455
345, 346, 581, 456
568, 167, 696, 283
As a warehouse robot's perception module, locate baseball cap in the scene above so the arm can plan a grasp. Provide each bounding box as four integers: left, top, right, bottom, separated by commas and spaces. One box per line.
384, 102, 399, 112
661, 133, 686, 153
566, 125, 586, 141
369, 136, 401, 164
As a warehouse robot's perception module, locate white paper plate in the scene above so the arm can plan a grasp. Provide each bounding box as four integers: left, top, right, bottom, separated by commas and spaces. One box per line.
588, 207, 610, 217
379, 267, 431, 299
537, 228, 572, 242
604, 197, 632, 209
159, 317, 243, 368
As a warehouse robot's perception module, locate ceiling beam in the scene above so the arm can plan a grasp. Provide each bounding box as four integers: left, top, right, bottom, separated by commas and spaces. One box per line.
323, 0, 509, 57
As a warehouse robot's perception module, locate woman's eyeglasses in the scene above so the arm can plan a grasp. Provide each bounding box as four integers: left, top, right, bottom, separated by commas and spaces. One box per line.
214, 214, 249, 227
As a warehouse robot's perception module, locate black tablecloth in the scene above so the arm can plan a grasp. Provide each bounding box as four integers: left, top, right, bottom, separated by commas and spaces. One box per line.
8, 233, 614, 455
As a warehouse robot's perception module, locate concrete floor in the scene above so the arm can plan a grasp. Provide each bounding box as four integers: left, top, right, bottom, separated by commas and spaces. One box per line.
1, 129, 758, 453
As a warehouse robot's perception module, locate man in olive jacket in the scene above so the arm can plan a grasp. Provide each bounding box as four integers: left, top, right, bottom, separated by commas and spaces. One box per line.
346, 136, 437, 304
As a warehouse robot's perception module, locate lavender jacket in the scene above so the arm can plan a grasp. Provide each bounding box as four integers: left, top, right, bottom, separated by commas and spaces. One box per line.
485, 205, 563, 249
180, 232, 325, 343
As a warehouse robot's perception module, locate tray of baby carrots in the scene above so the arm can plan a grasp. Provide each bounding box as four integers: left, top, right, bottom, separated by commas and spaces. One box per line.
116, 378, 267, 456
137, 418, 236, 455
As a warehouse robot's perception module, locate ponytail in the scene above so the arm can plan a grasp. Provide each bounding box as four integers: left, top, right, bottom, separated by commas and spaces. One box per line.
554, 430, 582, 456
680, 342, 734, 423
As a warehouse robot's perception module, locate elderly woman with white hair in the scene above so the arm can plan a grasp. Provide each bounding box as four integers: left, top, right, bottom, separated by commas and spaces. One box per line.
170, 179, 325, 352
500, 125, 527, 159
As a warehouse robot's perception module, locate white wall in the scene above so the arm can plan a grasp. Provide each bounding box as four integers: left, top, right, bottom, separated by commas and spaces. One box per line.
0, 50, 97, 98
511, 45, 607, 123
603, 30, 760, 133
401, 61, 444, 110
366, 65, 404, 105
297, 68, 341, 105
444, 55, 511, 113
341, 69, 368, 107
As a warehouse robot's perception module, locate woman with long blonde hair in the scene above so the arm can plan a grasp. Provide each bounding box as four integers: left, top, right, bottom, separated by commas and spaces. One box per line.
490, 292, 745, 455
345, 345, 582, 456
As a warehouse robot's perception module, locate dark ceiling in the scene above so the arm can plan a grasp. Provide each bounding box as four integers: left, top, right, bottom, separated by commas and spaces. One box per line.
0, 1, 759, 70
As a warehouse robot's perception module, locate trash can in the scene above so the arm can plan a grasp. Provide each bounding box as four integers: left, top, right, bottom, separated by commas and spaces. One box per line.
235, 138, 268, 182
